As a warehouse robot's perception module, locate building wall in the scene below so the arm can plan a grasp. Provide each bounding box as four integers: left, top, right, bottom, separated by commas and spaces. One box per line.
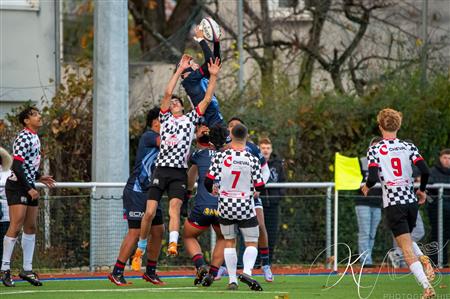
0, 0, 57, 119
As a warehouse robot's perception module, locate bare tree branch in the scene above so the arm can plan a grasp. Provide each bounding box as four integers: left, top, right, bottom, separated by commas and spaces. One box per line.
128, 1, 182, 57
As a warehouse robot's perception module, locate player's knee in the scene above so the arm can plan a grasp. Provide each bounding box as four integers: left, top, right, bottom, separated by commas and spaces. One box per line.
225, 239, 236, 248
23, 224, 37, 234
6, 225, 21, 238
169, 204, 181, 217
245, 241, 258, 248
169, 198, 183, 210
128, 228, 140, 239
143, 210, 156, 221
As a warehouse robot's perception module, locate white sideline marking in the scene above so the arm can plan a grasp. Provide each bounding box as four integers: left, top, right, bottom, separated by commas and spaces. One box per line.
1, 287, 289, 296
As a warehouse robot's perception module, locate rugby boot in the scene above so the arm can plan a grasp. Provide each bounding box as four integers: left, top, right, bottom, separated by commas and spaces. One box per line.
143, 272, 166, 285
238, 273, 263, 291
1, 270, 15, 287
18, 270, 42, 286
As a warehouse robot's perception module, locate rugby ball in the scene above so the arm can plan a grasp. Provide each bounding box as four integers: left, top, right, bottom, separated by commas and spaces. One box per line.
200, 17, 221, 42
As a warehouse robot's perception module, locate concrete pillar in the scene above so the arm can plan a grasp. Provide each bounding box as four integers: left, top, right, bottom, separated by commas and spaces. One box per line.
91, 0, 129, 268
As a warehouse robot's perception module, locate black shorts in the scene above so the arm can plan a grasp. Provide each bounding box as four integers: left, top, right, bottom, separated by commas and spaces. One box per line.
123, 188, 164, 229
5, 188, 38, 207
147, 167, 187, 202
188, 205, 220, 229
385, 202, 419, 237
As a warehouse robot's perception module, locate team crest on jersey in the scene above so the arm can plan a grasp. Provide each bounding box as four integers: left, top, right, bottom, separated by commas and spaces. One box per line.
379, 144, 388, 155
153, 178, 159, 185
164, 134, 179, 147
224, 156, 232, 167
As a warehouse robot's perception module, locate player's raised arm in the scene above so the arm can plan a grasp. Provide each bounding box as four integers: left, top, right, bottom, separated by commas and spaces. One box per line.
197, 58, 221, 115
194, 26, 213, 66
161, 54, 191, 111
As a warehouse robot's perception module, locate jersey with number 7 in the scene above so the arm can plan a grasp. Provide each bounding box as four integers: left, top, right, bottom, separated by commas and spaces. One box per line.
367, 138, 424, 208
206, 148, 264, 220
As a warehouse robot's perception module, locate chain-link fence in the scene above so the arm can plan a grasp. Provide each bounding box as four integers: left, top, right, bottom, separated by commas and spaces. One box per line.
1, 182, 448, 272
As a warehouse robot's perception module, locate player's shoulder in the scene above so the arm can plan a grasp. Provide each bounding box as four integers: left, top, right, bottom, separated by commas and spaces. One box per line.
397, 138, 416, 149
244, 150, 259, 161
141, 130, 158, 140
193, 147, 211, 157
368, 139, 386, 152
15, 129, 33, 141
214, 149, 227, 158
245, 141, 260, 152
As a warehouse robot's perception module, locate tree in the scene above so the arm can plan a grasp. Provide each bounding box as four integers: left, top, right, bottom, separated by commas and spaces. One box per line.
201, 0, 446, 96
128, 0, 203, 62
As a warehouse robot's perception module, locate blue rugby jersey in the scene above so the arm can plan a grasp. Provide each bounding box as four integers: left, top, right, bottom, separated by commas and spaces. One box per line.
181, 40, 224, 127
190, 147, 218, 207
126, 130, 160, 192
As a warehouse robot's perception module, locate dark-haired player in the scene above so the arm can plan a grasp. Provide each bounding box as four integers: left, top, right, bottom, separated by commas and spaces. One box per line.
205, 123, 264, 291
1, 107, 55, 287
361, 108, 435, 299
134, 55, 221, 258
180, 26, 227, 149
183, 123, 225, 286
108, 107, 165, 286
226, 117, 273, 282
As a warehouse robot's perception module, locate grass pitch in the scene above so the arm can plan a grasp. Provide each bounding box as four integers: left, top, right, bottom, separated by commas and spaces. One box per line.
0, 274, 449, 299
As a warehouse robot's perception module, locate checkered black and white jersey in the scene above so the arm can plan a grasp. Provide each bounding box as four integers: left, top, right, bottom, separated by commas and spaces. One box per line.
155, 107, 201, 168
207, 148, 264, 220
9, 128, 41, 186
367, 138, 423, 208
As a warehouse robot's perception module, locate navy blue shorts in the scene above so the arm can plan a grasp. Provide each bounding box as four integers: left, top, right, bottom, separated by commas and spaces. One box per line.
187, 205, 219, 229
123, 187, 163, 228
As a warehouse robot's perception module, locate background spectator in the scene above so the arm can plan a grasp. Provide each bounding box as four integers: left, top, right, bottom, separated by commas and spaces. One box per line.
0, 147, 12, 260
259, 137, 286, 264
356, 136, 383, 267
427, 148, 450, 267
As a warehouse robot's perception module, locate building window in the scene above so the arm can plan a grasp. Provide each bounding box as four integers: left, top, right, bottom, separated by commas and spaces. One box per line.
279, 0, 299, 8
0, 0, 39, 11
269, 0, 312, 21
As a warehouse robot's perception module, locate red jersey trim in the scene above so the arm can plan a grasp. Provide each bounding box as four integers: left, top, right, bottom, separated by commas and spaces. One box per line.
413, 157, 424, 165
368, 163, 379, 168
160, 108, 170, 114
254, 181, 264, 187
207, 173, 215, 180
198, 142, 212, 148
187, 220, 208, 230
24, 127, 37, 134
196, 106, 204, 116
13, 155, 24, 162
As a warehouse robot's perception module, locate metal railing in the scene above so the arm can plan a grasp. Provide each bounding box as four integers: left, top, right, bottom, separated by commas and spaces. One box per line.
0, 182, 448, 270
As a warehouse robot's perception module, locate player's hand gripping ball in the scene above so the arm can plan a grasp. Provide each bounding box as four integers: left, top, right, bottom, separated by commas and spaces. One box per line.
200, 17, 221, 42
